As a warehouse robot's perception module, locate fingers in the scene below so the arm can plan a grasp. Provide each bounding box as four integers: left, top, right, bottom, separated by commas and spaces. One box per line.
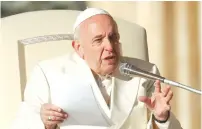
156, 83, 173, 103
46, 115, 65, 121
154, 80, 161, 93
139, 96, 150, 103
155, 80, 171, 98
44, 113, 66, 127
43, 104, 64, 112
149, 81, 173, 120
44, 110, 68, 119
43, 103, 68, 119
138, 96, 153, 110
165, 90, 173, 103
40, 103, 68, 128
162, 86, 171, 97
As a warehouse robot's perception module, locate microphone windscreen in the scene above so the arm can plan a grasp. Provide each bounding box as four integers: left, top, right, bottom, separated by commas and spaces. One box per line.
119, 62, 134, 75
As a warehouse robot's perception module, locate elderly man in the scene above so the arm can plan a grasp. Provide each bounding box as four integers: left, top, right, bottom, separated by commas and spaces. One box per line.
11, 8, 182, 129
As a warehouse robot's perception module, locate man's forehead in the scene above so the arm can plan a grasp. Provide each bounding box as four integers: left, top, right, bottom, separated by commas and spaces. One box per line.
82, 14, 114, 27
80, 15, 116, 36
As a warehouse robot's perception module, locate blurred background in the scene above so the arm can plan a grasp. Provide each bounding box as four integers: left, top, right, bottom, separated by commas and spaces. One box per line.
1, 1, 201, 129
1, 1, 86, 17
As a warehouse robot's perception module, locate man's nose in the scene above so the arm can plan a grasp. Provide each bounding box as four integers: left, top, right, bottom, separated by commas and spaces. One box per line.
104, 39, 114, 52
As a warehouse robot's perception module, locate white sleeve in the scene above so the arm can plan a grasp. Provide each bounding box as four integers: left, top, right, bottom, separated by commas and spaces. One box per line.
10, 64, 51, 129
147, 112, 182, 129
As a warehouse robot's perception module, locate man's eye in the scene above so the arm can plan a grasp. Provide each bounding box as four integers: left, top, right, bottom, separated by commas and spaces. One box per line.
95, 39, 102, 43
92, 38, 102, 46
110, 35, 118, 41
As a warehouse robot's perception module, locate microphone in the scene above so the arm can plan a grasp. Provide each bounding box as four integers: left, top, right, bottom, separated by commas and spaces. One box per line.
119, 63, 202, 95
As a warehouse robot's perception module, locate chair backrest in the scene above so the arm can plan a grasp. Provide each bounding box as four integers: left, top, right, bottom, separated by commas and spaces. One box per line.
0, 10, 149, 128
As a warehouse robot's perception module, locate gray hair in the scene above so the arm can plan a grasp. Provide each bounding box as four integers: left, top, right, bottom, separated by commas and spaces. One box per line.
73, 25, 80, 41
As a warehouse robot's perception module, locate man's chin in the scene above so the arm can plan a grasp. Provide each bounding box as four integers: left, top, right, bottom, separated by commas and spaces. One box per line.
102, 65, 117, 75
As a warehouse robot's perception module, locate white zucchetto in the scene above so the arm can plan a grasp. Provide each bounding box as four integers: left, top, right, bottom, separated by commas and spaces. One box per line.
73, 8, 111, 33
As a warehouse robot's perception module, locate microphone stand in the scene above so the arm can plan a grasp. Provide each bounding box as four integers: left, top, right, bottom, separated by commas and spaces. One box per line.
121, 63, 202, 95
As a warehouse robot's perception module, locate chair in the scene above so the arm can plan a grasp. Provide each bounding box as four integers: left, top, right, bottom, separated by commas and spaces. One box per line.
0, 10, 149, 129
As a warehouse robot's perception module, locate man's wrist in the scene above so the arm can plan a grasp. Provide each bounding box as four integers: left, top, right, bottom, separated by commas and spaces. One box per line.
45, 124, 57, 129
152, 111, 170, 123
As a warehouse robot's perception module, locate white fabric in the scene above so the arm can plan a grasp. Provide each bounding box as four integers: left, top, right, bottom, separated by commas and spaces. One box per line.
97, 77, 112, 100
97, 77, 113, 118
102, 79, 113, 98
10, 52, 182, 129
73, 8, 110, 32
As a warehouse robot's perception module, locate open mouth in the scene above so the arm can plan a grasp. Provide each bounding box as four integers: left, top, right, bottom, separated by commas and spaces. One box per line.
104, 56, 115, 60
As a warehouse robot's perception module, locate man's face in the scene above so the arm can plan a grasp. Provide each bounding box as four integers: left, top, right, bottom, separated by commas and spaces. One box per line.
77, 15, 121, 75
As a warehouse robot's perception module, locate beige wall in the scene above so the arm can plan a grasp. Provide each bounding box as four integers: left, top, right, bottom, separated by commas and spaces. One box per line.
86, 1, 201, 129
201, 2, 202, 128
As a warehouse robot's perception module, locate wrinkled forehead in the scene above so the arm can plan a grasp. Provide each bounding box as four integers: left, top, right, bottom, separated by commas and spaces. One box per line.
80, 15, 118, 36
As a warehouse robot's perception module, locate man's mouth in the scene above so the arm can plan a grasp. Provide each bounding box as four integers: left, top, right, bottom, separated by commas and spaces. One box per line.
104, 56, 116, 60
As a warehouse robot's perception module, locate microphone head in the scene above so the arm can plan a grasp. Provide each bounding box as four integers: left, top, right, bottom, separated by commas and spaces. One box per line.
119, 62, 133, 76
119, 62, 165, 81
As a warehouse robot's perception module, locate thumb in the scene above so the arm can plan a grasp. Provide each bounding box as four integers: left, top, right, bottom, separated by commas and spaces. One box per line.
138, 96, 153, 109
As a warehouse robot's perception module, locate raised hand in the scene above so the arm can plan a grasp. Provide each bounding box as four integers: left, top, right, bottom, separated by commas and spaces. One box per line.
139, 80, 173, 121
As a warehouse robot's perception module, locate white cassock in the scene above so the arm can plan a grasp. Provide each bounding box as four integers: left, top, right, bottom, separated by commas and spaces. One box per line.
10, 52, 182, 129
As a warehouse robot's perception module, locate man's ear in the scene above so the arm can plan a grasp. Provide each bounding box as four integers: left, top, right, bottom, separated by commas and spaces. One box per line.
72, 40, 84, 58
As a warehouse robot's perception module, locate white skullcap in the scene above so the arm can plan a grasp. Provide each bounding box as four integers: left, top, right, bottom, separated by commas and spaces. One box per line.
73, 8, 111, 33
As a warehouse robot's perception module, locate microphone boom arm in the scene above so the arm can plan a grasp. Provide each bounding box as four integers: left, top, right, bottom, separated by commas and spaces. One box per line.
120, 63, 202, 95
